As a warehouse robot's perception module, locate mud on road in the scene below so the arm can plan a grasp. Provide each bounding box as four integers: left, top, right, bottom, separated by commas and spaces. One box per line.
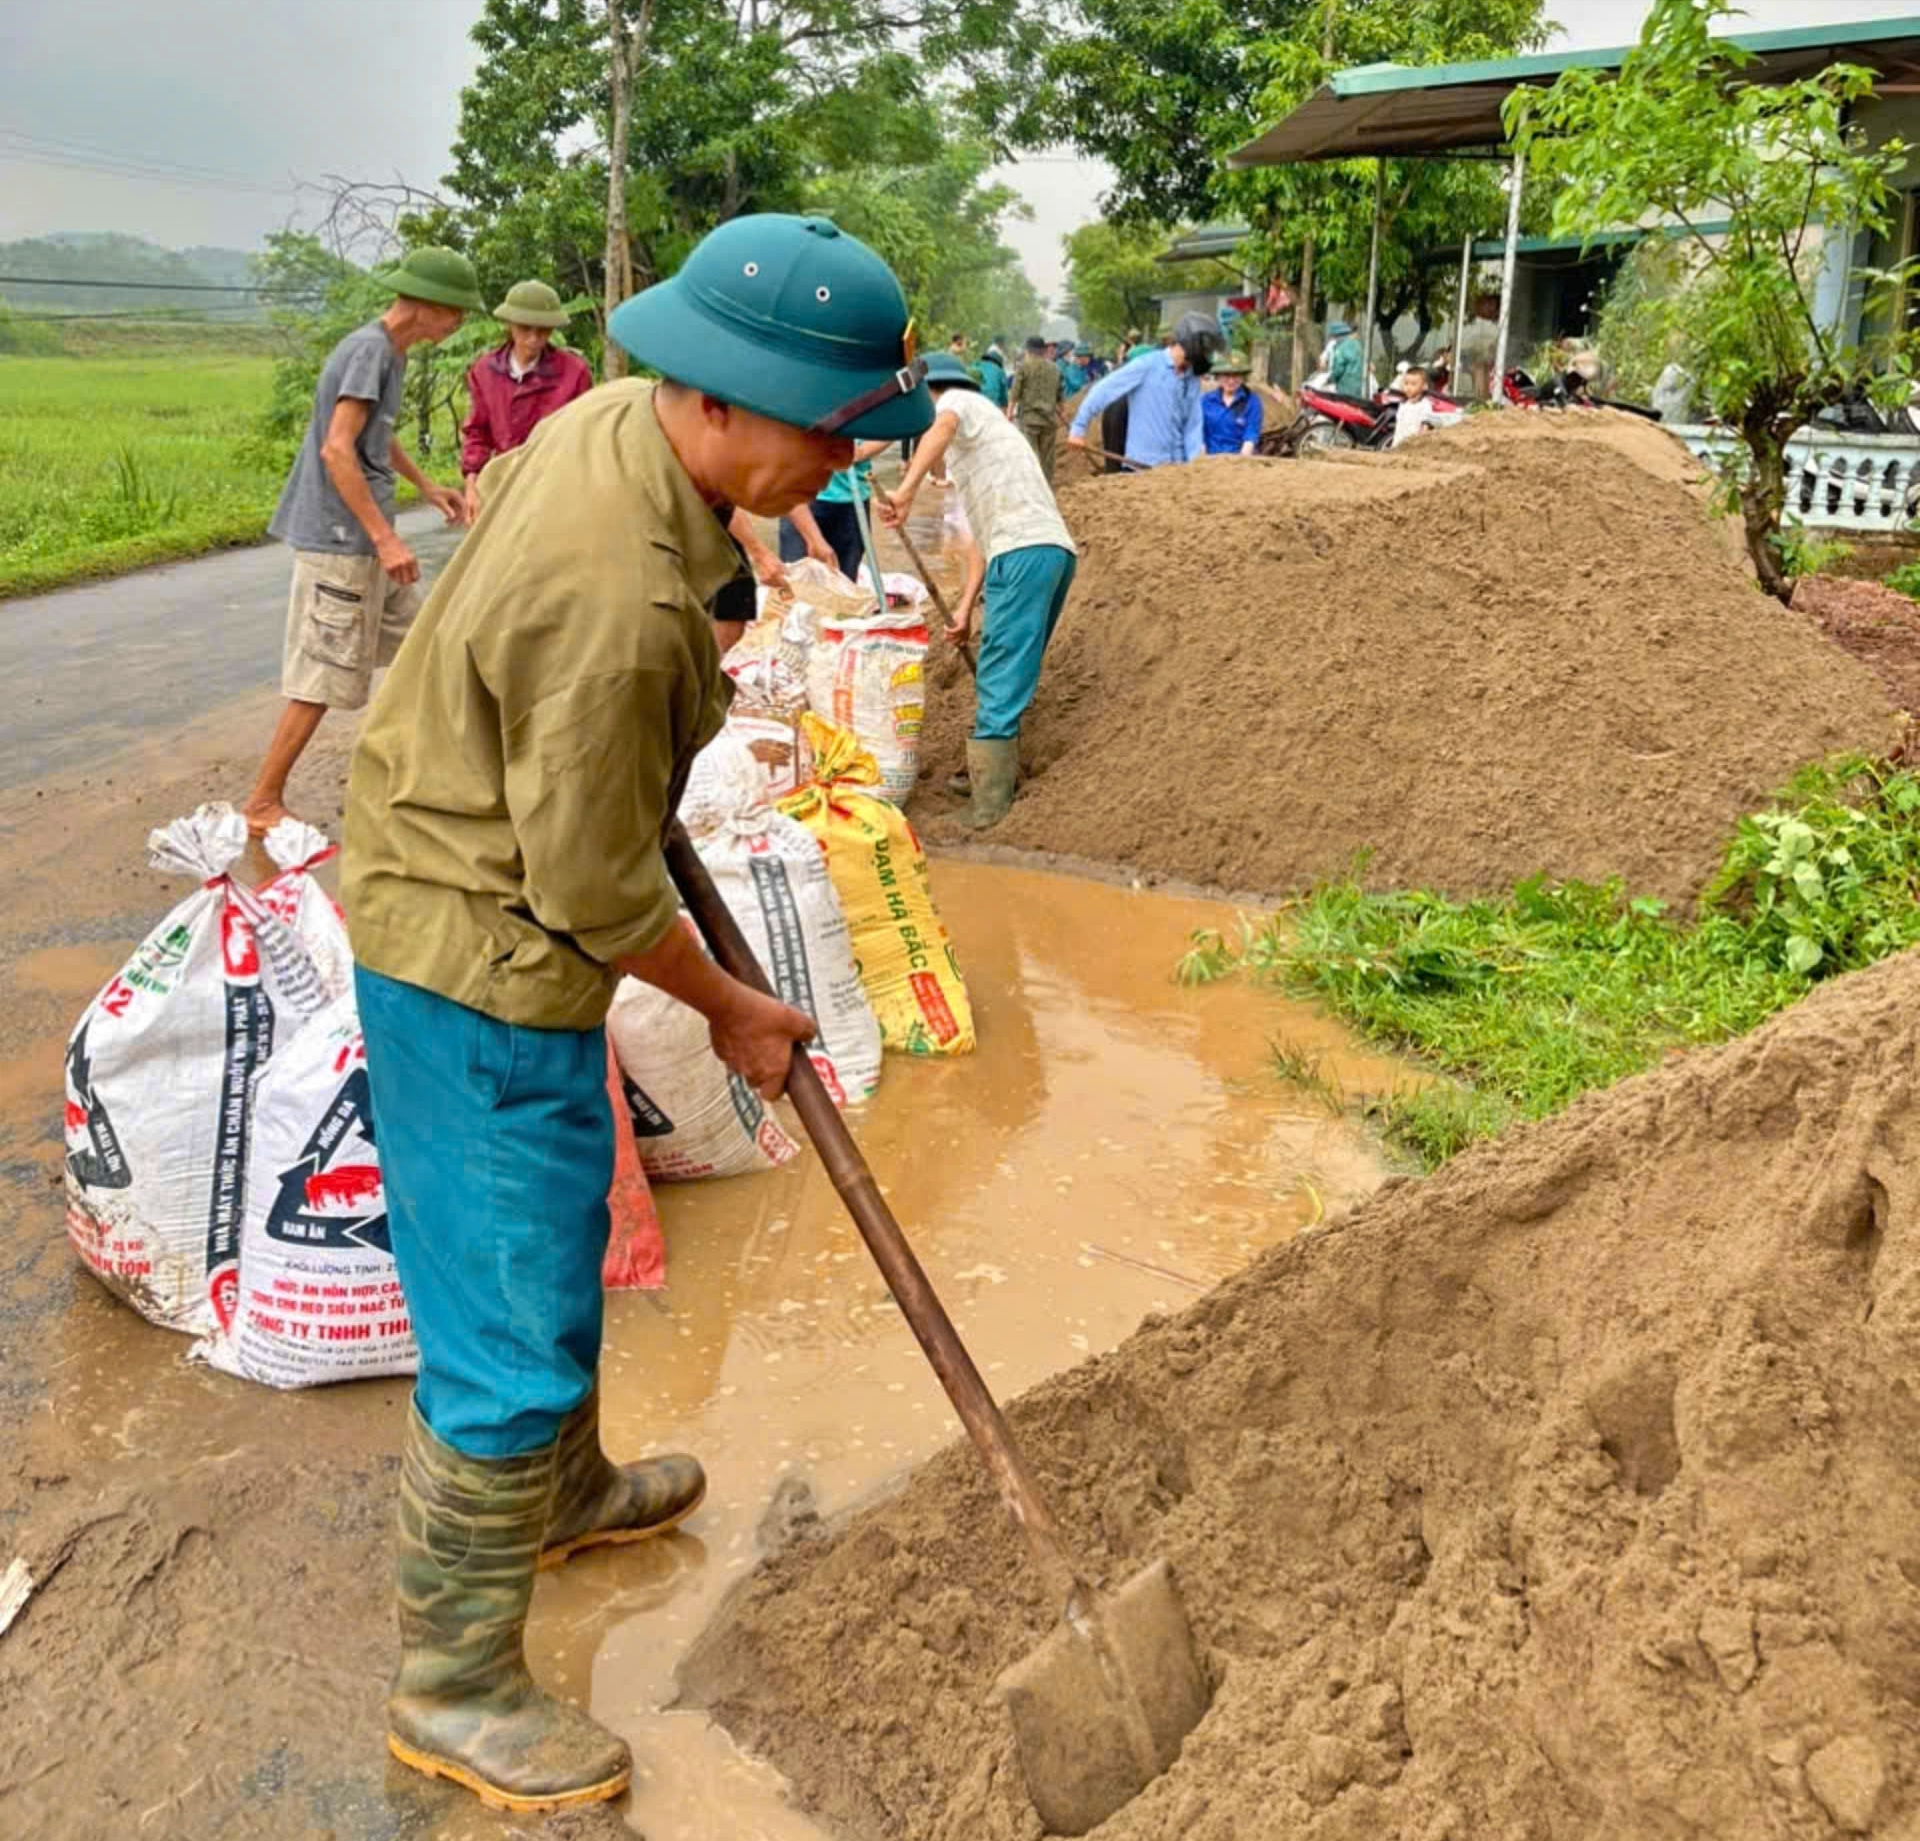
0, 689, 1408, 1841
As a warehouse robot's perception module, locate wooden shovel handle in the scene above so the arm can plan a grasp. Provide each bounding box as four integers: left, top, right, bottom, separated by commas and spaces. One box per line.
894, 523, 977, 678
664, 821, 1087, 1609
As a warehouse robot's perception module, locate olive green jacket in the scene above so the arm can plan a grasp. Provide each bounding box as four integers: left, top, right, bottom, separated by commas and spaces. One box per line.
342, 381, 737, 1030
1008, 354, 1063, 425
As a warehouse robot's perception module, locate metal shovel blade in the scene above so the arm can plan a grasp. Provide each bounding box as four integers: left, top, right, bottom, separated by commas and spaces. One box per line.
995, 1558, 1210, 1836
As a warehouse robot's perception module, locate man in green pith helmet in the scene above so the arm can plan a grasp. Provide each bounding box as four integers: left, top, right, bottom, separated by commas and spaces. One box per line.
242, 247, 482, 835
459, 279, 594, 521
341, 214, 932, 1816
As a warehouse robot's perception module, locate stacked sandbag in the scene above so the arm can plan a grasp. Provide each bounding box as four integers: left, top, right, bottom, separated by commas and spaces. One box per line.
689, 732, 883, 1106
600, 1040, 667, 1290
198, 991, 416, 1388
607, 955, 803, 1181
64, 808, 351, 1338
721, 646, 814, 803
805, 604, 928, 805
780, 716, 975, 1057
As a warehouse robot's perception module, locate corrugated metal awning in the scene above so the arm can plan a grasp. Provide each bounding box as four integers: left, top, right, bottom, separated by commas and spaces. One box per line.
1227, 18, 1920, 167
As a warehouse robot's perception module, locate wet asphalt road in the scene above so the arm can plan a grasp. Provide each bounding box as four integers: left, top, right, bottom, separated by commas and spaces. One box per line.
0, 509, 465, 791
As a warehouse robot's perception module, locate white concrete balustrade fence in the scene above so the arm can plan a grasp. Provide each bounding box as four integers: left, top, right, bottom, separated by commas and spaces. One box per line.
1670, 424, 1920, 536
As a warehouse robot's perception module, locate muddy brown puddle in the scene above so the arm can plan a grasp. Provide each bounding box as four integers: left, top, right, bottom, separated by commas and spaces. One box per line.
5, 817, 1411, 1840
468, 861, 1406, 1840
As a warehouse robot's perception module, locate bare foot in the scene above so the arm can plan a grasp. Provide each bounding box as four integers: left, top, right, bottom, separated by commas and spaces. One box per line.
242, 797, 292, 839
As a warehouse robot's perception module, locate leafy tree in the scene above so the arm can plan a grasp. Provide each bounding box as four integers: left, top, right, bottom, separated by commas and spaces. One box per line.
1508, 0, 1916, 601
435, 0, 1046, 361
809, 134, 1043, 344
251, 233, 389, 459
1060, 220, 1177, 343
1039, 0, 1547, 376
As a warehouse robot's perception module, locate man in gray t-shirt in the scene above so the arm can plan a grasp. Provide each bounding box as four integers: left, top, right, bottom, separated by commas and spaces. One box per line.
242, 247, 485, 836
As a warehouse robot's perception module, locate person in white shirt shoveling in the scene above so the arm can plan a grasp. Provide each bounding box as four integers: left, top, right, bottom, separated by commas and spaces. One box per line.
877, 351, 1078, 829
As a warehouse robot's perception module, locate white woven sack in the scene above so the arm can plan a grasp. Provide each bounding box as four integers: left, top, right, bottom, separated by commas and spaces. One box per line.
63, 807, 349, 1337
695, 808, 882, 1106
197, 992, 417, 1389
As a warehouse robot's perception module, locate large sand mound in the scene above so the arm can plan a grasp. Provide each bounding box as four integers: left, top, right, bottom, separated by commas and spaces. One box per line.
917, 415, 1897, 903
684, 943, 1920, 1838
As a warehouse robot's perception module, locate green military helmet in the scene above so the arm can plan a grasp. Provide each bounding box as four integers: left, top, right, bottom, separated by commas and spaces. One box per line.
372, 246, 487, 312
921, 352, 981, 391
1216, 351, 1253, 375
609, 214, 933, 440
494, 279, 571, 328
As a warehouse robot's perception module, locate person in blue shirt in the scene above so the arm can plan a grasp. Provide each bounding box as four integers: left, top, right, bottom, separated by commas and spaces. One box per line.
1066, 313, 1224, 468
1058, 342, 1090, 395
978, 336, 1010, 408
1326, 320, 1367, 397
1201, 353, 1263, 455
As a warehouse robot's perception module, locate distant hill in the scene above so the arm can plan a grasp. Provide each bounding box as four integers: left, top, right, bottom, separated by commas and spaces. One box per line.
0, 233, 266, 319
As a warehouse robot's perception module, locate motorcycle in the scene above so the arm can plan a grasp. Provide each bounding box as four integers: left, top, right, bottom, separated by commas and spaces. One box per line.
1274, 375, 1464, 454
1501, 367, 1665, 422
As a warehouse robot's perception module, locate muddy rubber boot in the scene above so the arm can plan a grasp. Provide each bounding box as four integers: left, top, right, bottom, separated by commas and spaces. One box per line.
966, 738, 1020, 830
386, 1404, 632, 1813
538, 1384, 706, 1570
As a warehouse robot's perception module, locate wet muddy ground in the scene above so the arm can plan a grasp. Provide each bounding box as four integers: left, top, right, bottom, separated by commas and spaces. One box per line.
1, 503, 1415, 1841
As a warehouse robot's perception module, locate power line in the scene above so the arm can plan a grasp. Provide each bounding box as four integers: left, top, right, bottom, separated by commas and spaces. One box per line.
0, 131, 291, 197
0, 273, 317, 294
3, 304, 281, 322
0, 125, 279, 188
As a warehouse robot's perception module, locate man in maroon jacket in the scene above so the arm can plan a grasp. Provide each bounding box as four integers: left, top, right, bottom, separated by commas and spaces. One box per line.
459, 280, 594, 519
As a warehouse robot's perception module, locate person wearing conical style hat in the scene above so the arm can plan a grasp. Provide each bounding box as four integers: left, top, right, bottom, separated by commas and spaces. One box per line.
242, 246, 485, 836
342, 215, 932, 1817
458, 279, 594, 522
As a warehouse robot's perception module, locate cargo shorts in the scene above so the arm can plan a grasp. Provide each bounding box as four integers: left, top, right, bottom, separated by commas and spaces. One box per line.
281, 550, 422, 710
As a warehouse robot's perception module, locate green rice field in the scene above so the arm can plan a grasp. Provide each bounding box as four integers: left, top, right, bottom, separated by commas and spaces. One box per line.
0, 325, 462, 599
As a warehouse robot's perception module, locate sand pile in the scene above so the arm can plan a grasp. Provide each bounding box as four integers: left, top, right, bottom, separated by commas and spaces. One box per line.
683, 945, 1920, 1839
916, 415, 1897, 903
1794, 575, 1920, 744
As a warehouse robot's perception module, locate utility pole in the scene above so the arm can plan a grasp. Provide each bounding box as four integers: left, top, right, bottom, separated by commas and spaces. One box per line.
603, 0, 652, 380
1288, 0, 1338, 389
1491, 154, 1525, 405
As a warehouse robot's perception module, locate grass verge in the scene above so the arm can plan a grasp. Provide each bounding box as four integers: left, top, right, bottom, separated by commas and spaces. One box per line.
1182, 755, 1920, 1167
1, 329, 463, 600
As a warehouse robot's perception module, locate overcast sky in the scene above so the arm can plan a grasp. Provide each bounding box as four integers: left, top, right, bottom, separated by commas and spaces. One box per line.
2, 0, 1914, 308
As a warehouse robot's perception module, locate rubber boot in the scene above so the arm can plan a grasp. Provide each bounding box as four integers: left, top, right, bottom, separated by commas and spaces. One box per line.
386, 1403, 632, 1813
538, 1384, 706, 1570
966, 738, 1020, 830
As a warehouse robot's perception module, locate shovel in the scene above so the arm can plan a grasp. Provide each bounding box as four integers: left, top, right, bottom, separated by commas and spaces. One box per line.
892, 523, 977, 677
1080, 437, 1150, 473
663, 822, 1212, 1835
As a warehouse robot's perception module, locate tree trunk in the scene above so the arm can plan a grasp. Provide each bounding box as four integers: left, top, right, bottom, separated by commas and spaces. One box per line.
1287, 0, 1338, 392
602, 0, 651, 381
1289, 238, 1316, 389
1740, 429, 1792, 602
415, 345, 433, 452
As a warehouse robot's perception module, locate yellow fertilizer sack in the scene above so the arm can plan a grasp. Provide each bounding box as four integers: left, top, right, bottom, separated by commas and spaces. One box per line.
778, 716, 975, 1057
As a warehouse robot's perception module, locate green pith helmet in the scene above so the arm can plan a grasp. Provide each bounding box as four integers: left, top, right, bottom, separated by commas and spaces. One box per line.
921, 352, 981, 391
1127, 342, 1157, 362
608, 214, 933, 441
373, 247, 486, 312
495, 279, 570, 328
1216, 352, 1252, 375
